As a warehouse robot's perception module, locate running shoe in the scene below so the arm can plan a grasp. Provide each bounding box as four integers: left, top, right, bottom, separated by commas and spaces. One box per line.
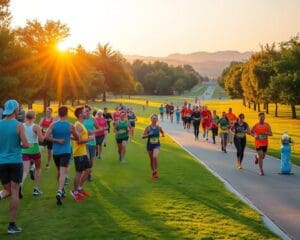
78, 189, 90, 197
56, 191, 62, 206
33, 188, 43, 196
152, 171, 159, 179
61, 188, 66, 198
7, 225, 22, 234
30, 168, 35, 180
70, 190, 84, 202
19, 186, 23, 199
224, 149, 227, 153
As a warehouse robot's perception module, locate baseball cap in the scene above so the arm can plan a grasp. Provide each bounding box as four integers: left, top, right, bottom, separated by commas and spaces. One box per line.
3, 99, 19, 115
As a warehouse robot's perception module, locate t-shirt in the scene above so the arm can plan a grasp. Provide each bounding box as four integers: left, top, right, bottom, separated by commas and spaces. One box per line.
73, 121, 88, 157
252, 122, 271, 147
83, 117, 96, 146
226, 112, 237, 125
212, 115, 219, 128
192, 111, 201, 121
95, 117, 106, 136
115, 120, 129, 139
52, 121, 72, 155
159, 106, 164, 114
218, 118, 229, 132
169, 105, 175, 114
233, 122, 249, 139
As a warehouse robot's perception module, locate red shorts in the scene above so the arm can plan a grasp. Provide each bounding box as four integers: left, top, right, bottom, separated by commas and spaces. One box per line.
22, 153, 41, 161
202, 121, 210, 129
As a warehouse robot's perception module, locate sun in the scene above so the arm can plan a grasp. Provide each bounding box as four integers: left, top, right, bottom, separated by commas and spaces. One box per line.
56, 41, 70, 52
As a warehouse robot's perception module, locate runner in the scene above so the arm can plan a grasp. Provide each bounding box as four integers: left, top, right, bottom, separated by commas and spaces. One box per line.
231, 113, 250, 169
175, 106, 181, 124
127, 108, 137, 142
185, 104, 193, 130
142, 114, 165, 179
83, 104, 99, 182
191, 106, 201, 141
16, 105, 25, 123
45, 106, 78, 205
39, 107, 54, 169
71, 106, 93, 201
20, 110, 44, 198
103, 107, 113, 147
226, 108, 237, 144
0, 99, 30, 234
218, 112, 230, 153
251, 112, 273, 175
169, 103, 175, 123
211, 110, 219, 144
201, 106, 212, 140
95, 110, 107, 159
165, 103, 170, 120
181, 106, 187, 129
159, 104, 164, 122
114, 110, 131, 163
113, 106, 120, 125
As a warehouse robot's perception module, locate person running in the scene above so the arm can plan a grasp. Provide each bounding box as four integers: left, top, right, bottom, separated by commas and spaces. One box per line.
95, 110, 107, 159
159, 104, 164, 122
201, 106, 212, 140
83, 104, 99, 181
113, 106, 120, 125
181, 106, 187, 129
103, 107, 113, 147
226, 108, 237, 144
16, 105, 25, 123
218, 112, 230, 153
127, 108, 137, 142
165, 103, 170, 120
185, 104, 193, 130
39, 107, 54, 169
211, 110, 219, 144
231, 113, 250, 169
175, 106, 181, 124
0, 100, 30, 234
192, 106, 201, 141
114, 110, 131, 163
142, 114, 165, 179
169, 103, 175, 123
251, 112, 273, 176
45, 106, 78, 205
20, 110, 44, 198
71, 106, 93, 201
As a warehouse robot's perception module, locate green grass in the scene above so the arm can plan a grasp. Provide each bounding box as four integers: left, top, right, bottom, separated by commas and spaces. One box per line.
0, 100, 279, 239
211, 85, 228, 99
182, 84, 208, 97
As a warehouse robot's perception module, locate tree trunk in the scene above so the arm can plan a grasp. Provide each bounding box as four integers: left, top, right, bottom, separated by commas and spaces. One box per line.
275, 103, 278, 117
266, 103, 269, 114
102, 91, 106, 102
71, 99, 75, 106
258, 103, 260, 112
253, 102, 257, 111
43, 98, 47, 113
28, 102, 33, 109
291, 105, 297, 119
243, 98, 246, 106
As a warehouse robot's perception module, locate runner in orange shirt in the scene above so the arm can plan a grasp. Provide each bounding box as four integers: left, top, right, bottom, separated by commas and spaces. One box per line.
251, 112, 273, 175
226, 108, 237, 144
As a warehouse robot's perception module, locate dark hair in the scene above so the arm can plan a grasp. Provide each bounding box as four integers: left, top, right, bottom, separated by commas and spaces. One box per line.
258, 112, 265, 117
239, 113, 245, 119
74, 106, 84, 118
58, 106, 68, 118
84, 104, 91, 111
92, 110, 97, 117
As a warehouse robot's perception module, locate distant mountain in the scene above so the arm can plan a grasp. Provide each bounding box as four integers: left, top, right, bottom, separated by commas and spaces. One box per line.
125, 51, 252, 78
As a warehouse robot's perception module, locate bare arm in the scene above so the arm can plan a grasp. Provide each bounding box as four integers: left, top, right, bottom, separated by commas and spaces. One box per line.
142, 126, 149, 139
18, 123, 30, 148
34, 124, 45, 142
74, 124, 92, 144
159, 126, 165, 137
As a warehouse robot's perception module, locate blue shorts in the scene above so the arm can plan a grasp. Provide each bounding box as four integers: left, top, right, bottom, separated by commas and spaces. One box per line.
87, 145, 96, 159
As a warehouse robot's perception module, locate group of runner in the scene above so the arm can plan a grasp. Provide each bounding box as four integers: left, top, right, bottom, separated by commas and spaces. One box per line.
160, 101, 273, 175
0, 99, 166, 234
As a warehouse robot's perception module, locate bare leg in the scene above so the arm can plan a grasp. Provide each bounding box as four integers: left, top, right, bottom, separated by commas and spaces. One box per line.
9, 182, 20, 223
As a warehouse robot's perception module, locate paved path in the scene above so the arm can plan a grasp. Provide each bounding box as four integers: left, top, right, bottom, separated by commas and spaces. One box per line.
200, 84, 216, 100
160, 121, 300, 240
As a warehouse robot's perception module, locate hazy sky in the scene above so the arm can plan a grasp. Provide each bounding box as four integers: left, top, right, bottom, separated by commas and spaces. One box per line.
10, 0, 300, 56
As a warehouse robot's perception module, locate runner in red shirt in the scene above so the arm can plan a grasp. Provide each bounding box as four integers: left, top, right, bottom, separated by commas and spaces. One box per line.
201, 106, 212, 140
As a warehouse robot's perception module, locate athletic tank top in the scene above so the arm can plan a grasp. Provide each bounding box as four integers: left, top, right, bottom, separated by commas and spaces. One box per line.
83, 117, 96, 146
41, 117, 53, 135
52, 121, 72, 155
0, 119, 22, 164
147, 125, 160, 145
22, 123, 39, 154
73, 121, 88, 157
115, 120, 129, 139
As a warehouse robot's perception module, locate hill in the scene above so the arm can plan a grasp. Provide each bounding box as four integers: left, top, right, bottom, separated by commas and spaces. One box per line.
125, 51, 252, 78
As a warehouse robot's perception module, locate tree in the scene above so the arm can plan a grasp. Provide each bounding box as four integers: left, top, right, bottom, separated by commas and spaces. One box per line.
0, 0, 11, 28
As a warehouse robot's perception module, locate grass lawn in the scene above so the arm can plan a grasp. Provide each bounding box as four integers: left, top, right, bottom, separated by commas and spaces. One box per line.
211, 85, 228, 99
182, 84, 208, 97
0, 101, 278, 239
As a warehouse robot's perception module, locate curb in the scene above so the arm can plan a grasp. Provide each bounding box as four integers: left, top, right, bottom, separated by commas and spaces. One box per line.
167, 133, 291, 240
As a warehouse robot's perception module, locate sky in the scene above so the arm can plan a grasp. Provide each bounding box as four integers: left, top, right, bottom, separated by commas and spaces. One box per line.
10, 0, 300, 56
